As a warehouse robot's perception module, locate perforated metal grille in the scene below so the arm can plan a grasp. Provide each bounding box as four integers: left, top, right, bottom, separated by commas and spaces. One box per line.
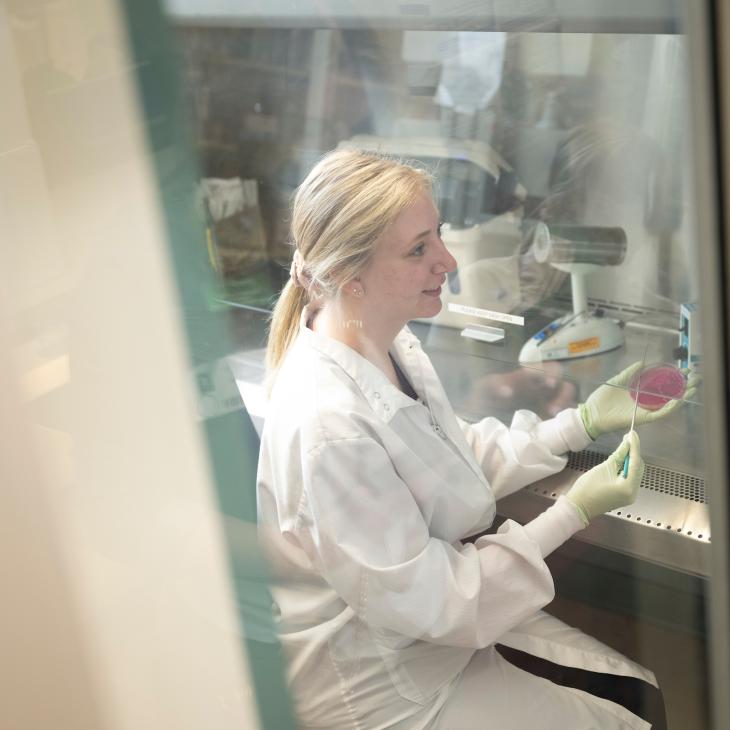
567, 450, 706, 504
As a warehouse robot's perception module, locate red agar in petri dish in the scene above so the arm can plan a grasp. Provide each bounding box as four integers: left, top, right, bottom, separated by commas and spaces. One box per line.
628, 364, 687, 411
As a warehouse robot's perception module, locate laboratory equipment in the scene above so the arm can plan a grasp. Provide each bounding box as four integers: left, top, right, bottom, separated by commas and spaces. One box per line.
623, 373, 642, 478
519, 223, 627, 362
459, 323, 505, 343
676, 303, 701, 372
175, 14, 713, 578
628, 363, 688, 411
160, 3, 730, 726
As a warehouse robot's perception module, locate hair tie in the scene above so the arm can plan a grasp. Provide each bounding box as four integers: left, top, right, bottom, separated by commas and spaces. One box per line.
289, 249, 312, 289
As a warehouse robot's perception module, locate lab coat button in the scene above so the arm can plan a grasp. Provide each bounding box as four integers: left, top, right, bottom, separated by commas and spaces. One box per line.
374, 392, 381, 399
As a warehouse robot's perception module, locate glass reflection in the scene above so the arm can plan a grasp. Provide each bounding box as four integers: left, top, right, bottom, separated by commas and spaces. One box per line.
168, 11, 709, 730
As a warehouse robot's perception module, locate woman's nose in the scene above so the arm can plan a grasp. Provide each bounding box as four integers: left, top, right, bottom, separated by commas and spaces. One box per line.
433, 244, 458, 274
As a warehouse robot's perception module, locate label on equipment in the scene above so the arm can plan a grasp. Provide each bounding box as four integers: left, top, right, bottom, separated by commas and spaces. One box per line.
448, 303, 524, 326
568, 337, 600, 354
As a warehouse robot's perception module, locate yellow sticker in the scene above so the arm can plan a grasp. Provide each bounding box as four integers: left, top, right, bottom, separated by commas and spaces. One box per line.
568, 337, 600, 354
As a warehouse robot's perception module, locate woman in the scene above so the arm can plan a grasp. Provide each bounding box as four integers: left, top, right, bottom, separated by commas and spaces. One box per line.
257, 149, 676, 729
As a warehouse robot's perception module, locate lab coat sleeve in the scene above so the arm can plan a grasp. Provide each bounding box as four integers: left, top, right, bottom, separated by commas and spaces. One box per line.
298, 435, 568, 649
455, 407, 592, 500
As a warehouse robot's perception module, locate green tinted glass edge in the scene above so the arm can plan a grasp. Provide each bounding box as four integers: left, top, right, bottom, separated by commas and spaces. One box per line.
116, 1, 295, 727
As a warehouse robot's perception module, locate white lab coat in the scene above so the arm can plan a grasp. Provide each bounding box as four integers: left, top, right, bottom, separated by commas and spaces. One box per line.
256, 305, 657, 729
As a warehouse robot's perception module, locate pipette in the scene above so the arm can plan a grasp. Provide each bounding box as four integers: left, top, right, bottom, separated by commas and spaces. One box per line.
622, 385, 640, 478
623, 342, 649, 478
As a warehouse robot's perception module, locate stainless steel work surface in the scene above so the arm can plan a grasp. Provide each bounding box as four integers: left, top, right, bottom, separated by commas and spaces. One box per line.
498, 452, 710, 577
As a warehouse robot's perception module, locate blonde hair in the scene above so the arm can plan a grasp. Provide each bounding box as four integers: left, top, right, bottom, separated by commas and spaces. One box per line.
265, 148, 432, 387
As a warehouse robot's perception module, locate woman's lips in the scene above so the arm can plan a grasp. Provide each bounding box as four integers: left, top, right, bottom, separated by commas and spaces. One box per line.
423, 286, 442, 297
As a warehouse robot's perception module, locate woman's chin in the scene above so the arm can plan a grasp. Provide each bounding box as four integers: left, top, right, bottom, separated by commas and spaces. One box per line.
418, 299, 443, 319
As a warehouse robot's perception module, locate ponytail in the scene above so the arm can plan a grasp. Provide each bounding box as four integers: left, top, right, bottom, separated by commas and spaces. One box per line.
264, 279, 309, 392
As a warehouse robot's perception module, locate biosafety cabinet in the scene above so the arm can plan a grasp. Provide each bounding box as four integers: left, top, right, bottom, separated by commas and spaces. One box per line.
3, 1, 729, 729
162, 1, 730, 726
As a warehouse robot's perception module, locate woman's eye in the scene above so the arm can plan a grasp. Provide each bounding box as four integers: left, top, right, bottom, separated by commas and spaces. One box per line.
411, 242, 425, 256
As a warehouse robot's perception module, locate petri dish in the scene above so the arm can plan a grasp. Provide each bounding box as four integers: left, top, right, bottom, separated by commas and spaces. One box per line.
628, 363, 687, 410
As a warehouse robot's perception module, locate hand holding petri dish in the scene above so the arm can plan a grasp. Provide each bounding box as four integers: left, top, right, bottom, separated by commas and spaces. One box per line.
628, 363, 688, 411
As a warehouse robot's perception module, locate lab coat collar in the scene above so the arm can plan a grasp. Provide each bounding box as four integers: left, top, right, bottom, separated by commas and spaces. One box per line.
390, 321, 491, 485
298, 304, 423, 423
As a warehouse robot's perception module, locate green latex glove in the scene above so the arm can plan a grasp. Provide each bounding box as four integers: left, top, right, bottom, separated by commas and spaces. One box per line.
566, 432, 644, 525
579, 361, 700, 440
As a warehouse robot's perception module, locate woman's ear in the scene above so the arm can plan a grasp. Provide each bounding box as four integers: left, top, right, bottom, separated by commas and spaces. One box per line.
341, 278, 364, 298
